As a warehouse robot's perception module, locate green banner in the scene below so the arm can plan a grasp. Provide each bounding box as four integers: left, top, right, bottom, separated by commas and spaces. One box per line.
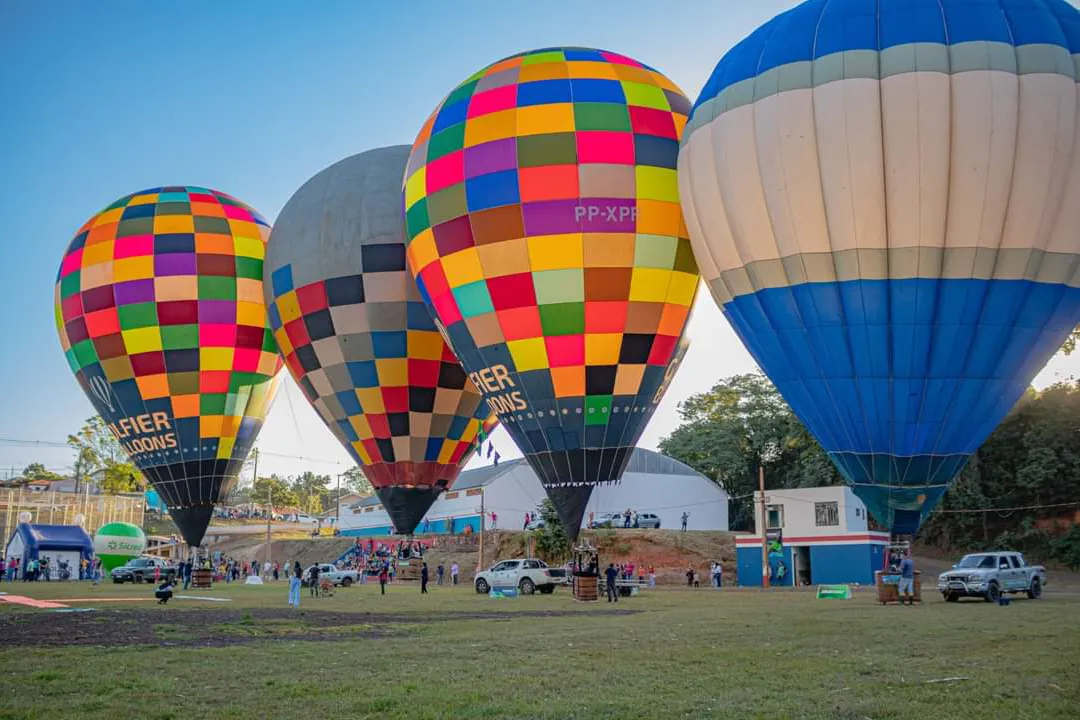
816, 584, 852, 600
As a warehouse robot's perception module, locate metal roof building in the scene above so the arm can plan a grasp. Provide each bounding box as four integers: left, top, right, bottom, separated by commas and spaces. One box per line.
339, 448, 729, 536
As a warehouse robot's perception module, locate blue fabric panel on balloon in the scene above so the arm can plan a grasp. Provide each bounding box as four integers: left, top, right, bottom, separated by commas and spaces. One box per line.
724, 278, 1080, 475
516, 79, 573, 106
336, 390, 362, 416
271, 265, 294, 297
466, 170, 520, 212
692, 0, 1078, 113
433, 99, 469, 133
338, 419, 359, 443
406, 301, 438, 331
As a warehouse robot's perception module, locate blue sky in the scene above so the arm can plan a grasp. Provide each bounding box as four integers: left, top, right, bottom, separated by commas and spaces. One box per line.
1, 1, 1076, 480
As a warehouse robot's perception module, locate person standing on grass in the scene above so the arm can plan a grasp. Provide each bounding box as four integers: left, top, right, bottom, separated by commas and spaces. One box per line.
450, 562, 459, 586
437, 563, 445, 586
898, 551, 916, 606
379, 563, 389, 595
648, 565, 656, 588
273, 562, 279, 582
289, 561, 302, 607
686, 564, 694, 587
182, 559, 192, 591
681, 512, 689, 531
308, 563, 320, 597
421, 562, 429, 594
605, 563, 618, 603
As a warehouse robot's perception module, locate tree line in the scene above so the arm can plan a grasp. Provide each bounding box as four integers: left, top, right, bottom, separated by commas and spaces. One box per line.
659, 374, 1080, 569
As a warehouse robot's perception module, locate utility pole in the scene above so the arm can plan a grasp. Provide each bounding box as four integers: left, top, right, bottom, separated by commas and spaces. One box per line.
478, 487, 485, 571
759, 464, 770, 589
336, 472, 342, 529
254, 448, 269, 568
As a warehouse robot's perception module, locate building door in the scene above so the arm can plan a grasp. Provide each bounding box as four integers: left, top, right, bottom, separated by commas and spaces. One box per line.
795, 546, 811, 586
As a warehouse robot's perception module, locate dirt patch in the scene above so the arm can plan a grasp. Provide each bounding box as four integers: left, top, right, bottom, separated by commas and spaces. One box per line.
0, 607, 639, 649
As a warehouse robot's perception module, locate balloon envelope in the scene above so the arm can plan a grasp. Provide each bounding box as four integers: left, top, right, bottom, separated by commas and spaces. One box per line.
678, 0, 1080, 534
55, 187, 282, 546
403, 48, 699, 536
93, 522, 147, 572
264, 147, 496, 534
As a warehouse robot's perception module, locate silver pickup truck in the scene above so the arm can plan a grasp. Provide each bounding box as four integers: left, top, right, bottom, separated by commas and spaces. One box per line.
937, 551, 1047, 602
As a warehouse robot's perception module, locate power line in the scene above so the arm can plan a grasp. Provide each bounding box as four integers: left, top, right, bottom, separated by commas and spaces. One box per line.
0, 438, 70, 448
932, 500, 1080, 515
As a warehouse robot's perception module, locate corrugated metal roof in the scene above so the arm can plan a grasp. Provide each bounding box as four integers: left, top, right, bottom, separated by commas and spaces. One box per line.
346, 450, 704, 510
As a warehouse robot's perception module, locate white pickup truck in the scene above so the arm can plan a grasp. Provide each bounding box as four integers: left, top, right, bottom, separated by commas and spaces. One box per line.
303, 563, 361, 588
937, 551, 1047, 602
474, 558, 565, 595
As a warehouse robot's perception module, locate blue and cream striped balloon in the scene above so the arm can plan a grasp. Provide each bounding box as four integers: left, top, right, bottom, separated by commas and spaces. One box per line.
678, 0, 1080, 534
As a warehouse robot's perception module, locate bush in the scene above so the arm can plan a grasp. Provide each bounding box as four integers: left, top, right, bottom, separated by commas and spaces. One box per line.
1051, 525, 1080, 570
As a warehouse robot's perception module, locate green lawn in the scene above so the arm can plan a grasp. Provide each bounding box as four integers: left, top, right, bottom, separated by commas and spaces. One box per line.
1, 580, 1077, 719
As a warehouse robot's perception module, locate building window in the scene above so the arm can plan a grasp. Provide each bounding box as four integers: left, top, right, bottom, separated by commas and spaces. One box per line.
815, 501, 839, 527
766, 504, 784, 528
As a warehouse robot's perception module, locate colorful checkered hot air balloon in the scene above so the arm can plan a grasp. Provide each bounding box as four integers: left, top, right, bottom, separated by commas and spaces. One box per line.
55, 187, 282, 547
678, 0, 1080, 535
264, 146, 496, 535
403, 48, 699, 538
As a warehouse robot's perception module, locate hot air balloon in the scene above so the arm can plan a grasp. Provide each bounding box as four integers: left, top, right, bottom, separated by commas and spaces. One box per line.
55, 187, 282, 546
678, 0, 1080, 535
403, 48, 699, 537
264, 146, 496, 535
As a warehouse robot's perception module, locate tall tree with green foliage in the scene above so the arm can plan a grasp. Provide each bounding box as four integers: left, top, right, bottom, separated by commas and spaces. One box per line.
533, 499, 572, 564
253, 475, 301, 508
342, 466, 373, 496
658, 374, 842, 529
21, 463, 64, 483
66, 416, 143, 494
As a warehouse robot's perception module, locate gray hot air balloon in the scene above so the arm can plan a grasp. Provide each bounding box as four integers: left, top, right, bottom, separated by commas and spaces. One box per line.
264, 146, 496, 534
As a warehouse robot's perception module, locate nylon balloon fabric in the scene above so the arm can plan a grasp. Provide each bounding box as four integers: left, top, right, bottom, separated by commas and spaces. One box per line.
55, 187, 282, 546
265, 146, 495, 534
403, 48, 699, 535
678, 0, 1080, 534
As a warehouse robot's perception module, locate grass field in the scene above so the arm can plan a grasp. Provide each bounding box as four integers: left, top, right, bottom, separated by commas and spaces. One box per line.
1, 580, 1078, 719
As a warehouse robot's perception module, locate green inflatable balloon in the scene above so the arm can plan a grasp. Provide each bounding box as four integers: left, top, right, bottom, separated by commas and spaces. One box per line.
93, 522, 147, 571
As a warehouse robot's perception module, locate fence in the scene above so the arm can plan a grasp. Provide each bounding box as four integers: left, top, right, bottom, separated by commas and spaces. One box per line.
0, 488, 145, 543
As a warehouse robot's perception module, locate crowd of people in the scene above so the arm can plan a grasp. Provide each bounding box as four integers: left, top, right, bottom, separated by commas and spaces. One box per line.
1, 555, 105, 583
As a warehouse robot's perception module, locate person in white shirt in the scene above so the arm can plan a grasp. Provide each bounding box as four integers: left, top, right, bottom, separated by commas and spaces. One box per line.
450, 562, 459, 586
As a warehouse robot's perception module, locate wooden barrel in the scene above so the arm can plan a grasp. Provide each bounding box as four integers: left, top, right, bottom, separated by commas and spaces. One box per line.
191, 568, 213, 589
573, 574, 598, 603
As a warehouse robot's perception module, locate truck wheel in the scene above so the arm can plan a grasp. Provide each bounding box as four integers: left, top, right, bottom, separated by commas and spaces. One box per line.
984, 581, 1000, 603
475, 578, 490, 594
135, 574, 144, 584
1027, 578, 1041, 599
519, 578, 536, 595
943, 592, 959, 602
341, 577, 353, 588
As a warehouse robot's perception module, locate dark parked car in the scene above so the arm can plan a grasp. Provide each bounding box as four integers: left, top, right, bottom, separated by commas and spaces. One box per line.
111, 557, 178, 584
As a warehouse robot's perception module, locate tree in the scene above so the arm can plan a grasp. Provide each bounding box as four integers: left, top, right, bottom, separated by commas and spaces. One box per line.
100, 462, 143, 494
22, 463, 63, 483
290, 471, 332, 515
253, 475, 300, 508
66, 416, 143, 494
342, 466, 373, 496
658, 374, 842, 529
1063, 327, 1078, 355
533, 499, 572, 564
